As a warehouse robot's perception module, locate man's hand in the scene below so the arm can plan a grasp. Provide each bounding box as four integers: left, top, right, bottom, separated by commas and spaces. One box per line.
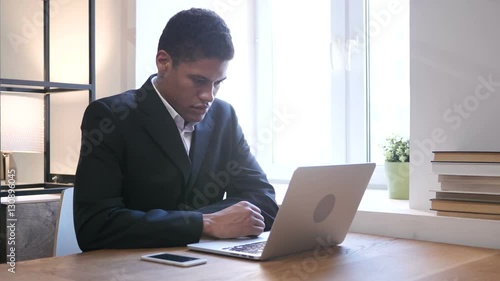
202, 201, 265, 238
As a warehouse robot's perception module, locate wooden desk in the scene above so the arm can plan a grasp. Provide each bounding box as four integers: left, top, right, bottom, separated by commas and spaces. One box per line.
1, 233, 499, 281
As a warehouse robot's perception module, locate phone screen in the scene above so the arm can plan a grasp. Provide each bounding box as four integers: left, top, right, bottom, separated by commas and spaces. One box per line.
148, 253, 200, 262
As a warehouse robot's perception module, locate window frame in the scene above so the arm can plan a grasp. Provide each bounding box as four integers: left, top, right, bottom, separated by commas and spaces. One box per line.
253, 0, 389, 186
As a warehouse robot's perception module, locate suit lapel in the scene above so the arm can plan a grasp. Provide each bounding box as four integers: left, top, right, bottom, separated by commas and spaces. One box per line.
186, 113, 215, 189
136, 77, 191, 184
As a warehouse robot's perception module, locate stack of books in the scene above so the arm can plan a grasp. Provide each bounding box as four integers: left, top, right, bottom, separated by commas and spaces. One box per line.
430, 151, 500, 220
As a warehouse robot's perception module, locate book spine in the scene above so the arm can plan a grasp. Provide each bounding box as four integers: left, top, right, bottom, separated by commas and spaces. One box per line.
432, 162, 500, 177
431, 200, 500, 215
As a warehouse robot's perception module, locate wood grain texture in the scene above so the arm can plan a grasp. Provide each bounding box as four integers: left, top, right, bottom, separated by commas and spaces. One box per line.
1, 233, 499, 281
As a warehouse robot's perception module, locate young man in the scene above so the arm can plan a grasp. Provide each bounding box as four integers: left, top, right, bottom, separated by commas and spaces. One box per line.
74, 8, 278, 251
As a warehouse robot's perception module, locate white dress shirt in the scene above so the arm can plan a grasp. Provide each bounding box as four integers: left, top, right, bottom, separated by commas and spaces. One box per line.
151, 76, 196, 155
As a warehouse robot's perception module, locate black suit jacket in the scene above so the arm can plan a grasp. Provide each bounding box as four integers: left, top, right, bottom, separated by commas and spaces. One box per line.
74, 77, 278, 251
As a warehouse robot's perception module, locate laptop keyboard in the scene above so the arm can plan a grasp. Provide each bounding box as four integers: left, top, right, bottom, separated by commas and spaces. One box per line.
223, 241, 267, 254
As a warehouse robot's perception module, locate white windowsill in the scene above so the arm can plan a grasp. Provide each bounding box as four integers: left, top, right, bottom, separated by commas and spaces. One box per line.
273, 182, 426, 215
271, 182, 500, 249
357, 189, 430, 215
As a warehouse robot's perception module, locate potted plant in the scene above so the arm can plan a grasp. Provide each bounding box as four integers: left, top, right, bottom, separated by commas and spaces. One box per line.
382, 136, 410, 199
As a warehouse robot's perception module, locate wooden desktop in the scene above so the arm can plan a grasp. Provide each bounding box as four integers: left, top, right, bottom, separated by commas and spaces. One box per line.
1, 232, 500, 281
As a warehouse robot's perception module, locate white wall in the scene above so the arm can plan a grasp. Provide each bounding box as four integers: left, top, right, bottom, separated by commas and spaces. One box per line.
50, 0, 136, 175
410, 0, 500, 210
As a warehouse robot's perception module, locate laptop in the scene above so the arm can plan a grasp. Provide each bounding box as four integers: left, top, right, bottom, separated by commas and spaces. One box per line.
187, 163, 375, 261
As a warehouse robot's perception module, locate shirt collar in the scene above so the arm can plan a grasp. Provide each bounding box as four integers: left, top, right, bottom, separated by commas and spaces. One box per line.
151, 75, 196, 132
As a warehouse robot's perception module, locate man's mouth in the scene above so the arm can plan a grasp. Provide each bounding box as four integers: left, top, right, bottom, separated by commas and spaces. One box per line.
192, 104, 210, 113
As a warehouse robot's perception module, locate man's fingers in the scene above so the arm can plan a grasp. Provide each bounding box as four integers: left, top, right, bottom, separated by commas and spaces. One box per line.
202, 201, 267, 238
249, 203, 262, 214
252, 211, 265, 225
247, 222, 265, 237
252, 215, 265, 228
238, 201, 262, 214
242, 201, 264, 227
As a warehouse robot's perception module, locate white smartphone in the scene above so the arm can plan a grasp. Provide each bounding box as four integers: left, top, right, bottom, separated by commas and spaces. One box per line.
141, 252, 207, 267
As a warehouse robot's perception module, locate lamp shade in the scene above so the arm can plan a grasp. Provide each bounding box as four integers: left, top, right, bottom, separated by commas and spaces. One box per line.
1, 93, 44, 153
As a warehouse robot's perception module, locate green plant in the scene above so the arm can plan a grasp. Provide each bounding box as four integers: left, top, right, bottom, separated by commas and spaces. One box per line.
383, 135, 410, 162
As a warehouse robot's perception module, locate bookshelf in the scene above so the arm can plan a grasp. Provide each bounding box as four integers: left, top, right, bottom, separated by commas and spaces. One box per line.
0, 0, 95, 195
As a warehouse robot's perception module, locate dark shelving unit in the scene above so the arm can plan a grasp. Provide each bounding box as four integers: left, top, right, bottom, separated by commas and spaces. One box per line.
0, 0, 95, 195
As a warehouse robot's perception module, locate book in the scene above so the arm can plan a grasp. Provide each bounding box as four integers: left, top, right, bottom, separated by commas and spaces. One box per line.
438, 182, 500, 193
436, 210, 500, 220
430, 199, 500, 214
438, 175, 500, 185
432, 151, 500, 163
431, 161, 500, 177
433, 190, 500, 203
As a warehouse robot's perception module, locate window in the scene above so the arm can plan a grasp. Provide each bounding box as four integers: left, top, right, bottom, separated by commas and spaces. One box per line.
252, 0, 339, 180
249, 0, 368, 181
249, 0, 410, 185
368, 0, 410, 165
135, 0, 410, 186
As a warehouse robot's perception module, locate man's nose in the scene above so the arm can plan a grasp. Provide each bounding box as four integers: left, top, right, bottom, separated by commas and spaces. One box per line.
199, 85, 215, 102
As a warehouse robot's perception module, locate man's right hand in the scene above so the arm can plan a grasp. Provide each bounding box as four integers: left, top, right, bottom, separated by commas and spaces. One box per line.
202, 201, 265, 239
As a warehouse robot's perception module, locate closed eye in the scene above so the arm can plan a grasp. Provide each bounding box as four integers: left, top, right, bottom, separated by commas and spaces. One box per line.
191, 76, 208, 86
189, 75, 227, 88
214, 79, 226, 87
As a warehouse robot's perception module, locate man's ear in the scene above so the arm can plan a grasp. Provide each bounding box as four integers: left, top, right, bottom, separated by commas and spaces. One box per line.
156, 50, 173, 74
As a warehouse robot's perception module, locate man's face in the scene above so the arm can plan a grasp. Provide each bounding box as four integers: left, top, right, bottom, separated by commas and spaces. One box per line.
155, 51, 229, 123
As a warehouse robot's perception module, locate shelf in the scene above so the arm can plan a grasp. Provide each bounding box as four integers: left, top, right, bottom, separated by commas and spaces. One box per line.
0, 182, 71, 197
1, 0, 95, 182
0, 78, 93, 94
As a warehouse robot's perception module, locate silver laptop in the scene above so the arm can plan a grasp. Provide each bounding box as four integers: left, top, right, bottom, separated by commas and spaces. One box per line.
187, 163, 375, 261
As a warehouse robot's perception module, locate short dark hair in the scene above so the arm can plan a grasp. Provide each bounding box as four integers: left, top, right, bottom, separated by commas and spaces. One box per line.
158, 8, 235, 65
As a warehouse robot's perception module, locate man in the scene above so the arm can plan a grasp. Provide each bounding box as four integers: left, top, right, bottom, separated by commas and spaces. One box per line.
74, 8, 278, 251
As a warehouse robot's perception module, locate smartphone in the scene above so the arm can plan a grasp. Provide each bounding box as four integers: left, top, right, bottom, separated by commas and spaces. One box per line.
141, 252, 207, 267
